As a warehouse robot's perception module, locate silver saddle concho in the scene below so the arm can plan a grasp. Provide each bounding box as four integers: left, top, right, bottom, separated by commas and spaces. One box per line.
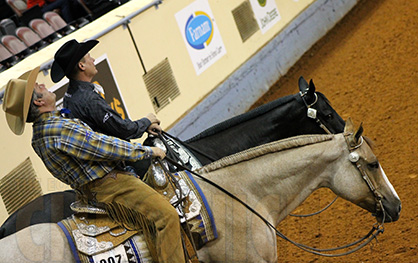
147, 137, 203, 222
144, 159, 202, 223
68, 202, 137, 257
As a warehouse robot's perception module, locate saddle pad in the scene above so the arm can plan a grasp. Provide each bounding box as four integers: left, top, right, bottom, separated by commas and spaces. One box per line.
176, 170, 218, 246
59, 214, 138, 257
58, 220, 152, 263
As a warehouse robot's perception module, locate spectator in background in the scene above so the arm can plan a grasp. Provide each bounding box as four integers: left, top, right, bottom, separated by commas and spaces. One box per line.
26, 0, 79, 23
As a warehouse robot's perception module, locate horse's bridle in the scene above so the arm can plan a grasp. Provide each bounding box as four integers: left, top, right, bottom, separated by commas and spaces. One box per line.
300, 91, 332, 134
344, 133, 386, 223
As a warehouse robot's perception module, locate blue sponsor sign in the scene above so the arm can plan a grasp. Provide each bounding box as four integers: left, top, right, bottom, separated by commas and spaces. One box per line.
185, 11, 213, 50
176, 0, 226, 75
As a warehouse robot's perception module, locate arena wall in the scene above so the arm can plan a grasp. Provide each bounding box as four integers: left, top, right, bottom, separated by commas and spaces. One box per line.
0, 0, 357, 224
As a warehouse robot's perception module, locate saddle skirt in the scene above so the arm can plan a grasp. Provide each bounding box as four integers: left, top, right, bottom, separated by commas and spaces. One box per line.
58, 170, 217, 262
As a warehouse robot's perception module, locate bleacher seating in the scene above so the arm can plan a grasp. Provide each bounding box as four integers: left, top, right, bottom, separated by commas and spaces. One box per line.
43, 12, 76, 36
16, 26, 47, 50
0, 42, 16, 68
0, 0, 15, 21
5, 0, 27, 17
0, 18, 17, 36
29, 18, 61, 43
1, 34, 33, 59
0, 0, 128, 71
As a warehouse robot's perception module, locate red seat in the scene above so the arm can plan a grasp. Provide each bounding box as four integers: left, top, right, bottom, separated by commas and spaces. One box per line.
43, 12, 75, 35
29, 18, 62, 42
1, 35, 28, 55
16, 26, 48, 50
0, 42, 18, 69
0, 42, 14, 62
5, 0, 27, 17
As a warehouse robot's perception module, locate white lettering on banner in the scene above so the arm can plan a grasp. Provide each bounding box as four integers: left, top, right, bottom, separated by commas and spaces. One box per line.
188, 21, 211, 42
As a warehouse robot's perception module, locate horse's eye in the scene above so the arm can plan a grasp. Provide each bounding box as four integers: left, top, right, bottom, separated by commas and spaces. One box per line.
326, 114, 333, 120
368, 161, 379, 169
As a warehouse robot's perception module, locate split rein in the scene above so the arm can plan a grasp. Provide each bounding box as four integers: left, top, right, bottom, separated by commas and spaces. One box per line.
155, 131, 385, 257
289, 91, 338, 217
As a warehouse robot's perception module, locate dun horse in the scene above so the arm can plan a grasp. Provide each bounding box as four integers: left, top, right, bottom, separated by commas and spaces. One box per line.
0, 119, 401, 262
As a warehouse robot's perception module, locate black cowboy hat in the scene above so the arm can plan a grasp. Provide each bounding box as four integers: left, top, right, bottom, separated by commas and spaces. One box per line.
50, 39, 99, 83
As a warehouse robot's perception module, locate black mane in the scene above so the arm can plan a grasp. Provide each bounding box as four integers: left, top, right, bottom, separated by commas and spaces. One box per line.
186, 94, 296, 142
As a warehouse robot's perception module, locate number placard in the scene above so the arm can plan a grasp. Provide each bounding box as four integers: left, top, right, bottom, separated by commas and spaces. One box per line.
92, 244, 127, 263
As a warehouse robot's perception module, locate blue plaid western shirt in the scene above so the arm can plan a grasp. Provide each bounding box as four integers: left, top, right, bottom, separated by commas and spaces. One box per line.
31, 111, 153, 189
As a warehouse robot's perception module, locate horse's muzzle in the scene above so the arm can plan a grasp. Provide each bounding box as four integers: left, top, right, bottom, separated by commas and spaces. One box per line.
374, 199, 401, 223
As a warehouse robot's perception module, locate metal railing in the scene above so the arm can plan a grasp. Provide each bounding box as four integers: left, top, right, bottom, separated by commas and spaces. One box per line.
0, 0, 163, 104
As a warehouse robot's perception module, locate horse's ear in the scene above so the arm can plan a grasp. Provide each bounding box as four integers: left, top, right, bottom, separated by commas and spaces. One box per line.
355, 123, 364, 143
298, 76, 309, 93
344, 117, 354, 134
345, 118, 364, 146
303, 79, 317, 104
309, 79, 316, 93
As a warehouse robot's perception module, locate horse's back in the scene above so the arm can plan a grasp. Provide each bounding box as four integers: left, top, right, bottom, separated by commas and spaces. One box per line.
0, 223, 74, 263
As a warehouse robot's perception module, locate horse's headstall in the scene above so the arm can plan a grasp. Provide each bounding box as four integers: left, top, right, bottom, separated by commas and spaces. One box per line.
300, 91, 318, 108
344, 132, 364, 153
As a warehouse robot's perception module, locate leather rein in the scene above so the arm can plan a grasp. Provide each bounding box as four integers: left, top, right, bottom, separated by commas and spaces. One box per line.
289, 91, 338, 217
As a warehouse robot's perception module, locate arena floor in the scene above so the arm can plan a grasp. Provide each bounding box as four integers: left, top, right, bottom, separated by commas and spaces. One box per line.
251, 0, 417, 262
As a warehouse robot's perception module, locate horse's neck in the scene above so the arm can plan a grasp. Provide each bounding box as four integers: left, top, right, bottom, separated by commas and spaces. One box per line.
199, 135, 343, 225
186, 94, 306, 163
187, 94, 299, 142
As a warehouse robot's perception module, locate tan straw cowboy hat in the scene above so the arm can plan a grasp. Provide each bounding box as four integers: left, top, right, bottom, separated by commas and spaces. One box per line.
2, 66, 40, 135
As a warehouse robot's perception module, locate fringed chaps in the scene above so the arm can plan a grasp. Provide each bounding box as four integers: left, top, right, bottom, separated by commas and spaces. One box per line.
78, 171, 184, 263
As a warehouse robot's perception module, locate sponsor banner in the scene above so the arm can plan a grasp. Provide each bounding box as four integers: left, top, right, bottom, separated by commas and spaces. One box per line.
249, 0, 281, 34
50, 54, 129, 119
175, 0, 226, 76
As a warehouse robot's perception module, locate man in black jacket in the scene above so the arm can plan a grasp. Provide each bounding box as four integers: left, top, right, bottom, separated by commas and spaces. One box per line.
51, 39, 161, 177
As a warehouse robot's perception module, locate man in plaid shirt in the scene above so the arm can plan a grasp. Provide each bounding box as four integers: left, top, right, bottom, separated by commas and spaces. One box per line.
2, 66, 185, 263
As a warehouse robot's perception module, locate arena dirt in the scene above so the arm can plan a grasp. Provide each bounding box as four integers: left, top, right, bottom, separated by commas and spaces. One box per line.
251, 0, 418, 262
